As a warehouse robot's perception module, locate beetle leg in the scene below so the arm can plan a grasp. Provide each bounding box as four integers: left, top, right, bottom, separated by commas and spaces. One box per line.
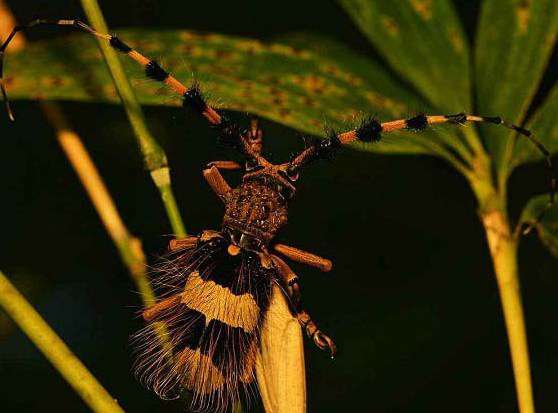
142, 294, 182, 321
203, 165, 232, 201
270, 254, 337, 358
297, 310, 337, 358
207, 160, 242, 170
168, 235, 199, 251
168, 230, 223, 251
273, 243, 332, 272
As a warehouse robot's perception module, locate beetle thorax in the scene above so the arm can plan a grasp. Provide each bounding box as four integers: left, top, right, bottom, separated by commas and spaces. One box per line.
222, 181, 288, 247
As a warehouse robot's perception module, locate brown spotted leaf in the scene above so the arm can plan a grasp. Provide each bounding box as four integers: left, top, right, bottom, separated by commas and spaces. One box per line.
475, 0, 558, 174
338, 0, 471, 112
3, 29, 444, 156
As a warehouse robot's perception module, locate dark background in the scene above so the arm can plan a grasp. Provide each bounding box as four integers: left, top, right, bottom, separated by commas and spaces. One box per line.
1, 1, 558, 412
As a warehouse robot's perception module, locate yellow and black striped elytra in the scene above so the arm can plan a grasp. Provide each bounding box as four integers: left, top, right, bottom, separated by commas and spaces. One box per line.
1, 18, 556, 413
133, 234, 274, 412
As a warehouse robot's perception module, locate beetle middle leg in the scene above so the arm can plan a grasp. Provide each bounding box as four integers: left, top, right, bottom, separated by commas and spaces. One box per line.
273, 243, 332, 272
270, 254, 337, 357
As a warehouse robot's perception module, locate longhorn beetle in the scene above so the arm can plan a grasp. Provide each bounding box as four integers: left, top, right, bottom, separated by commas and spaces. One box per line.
1, 19, 555, 413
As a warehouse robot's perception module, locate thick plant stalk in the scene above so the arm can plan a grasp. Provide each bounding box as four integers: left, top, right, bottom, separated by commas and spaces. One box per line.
471, 163, 535, 413
482, 209, 534, 413
0, 270, 124, 413
80, 0, 186, 238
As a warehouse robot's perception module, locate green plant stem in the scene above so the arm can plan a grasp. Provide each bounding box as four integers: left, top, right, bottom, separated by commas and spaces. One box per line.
79, 0, 186, 237
472, 174, 535, 413
117, 236, 155, 305
482, 211, 534, 413
0, 270, 125, 413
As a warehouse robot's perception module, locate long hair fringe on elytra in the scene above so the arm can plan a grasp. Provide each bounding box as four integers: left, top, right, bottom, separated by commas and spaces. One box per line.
131, 239, 272, 413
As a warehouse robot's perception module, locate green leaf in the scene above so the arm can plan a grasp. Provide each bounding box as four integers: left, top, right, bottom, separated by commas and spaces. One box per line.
4, 28, 437, 156
475, 0, 558, 175
520, 194, 558, 257
337, 0, 471, 112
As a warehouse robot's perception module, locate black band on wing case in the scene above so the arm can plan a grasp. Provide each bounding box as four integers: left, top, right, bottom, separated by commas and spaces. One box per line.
169, 307, 207, 353
203, 320, 255, 371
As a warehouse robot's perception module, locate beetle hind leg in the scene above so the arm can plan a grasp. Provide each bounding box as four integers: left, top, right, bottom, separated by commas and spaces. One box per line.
297, 310, 337, 358
270, 254, 337, 358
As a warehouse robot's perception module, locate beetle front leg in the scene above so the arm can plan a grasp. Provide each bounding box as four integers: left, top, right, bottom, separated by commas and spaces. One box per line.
270, 254, 337, 358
